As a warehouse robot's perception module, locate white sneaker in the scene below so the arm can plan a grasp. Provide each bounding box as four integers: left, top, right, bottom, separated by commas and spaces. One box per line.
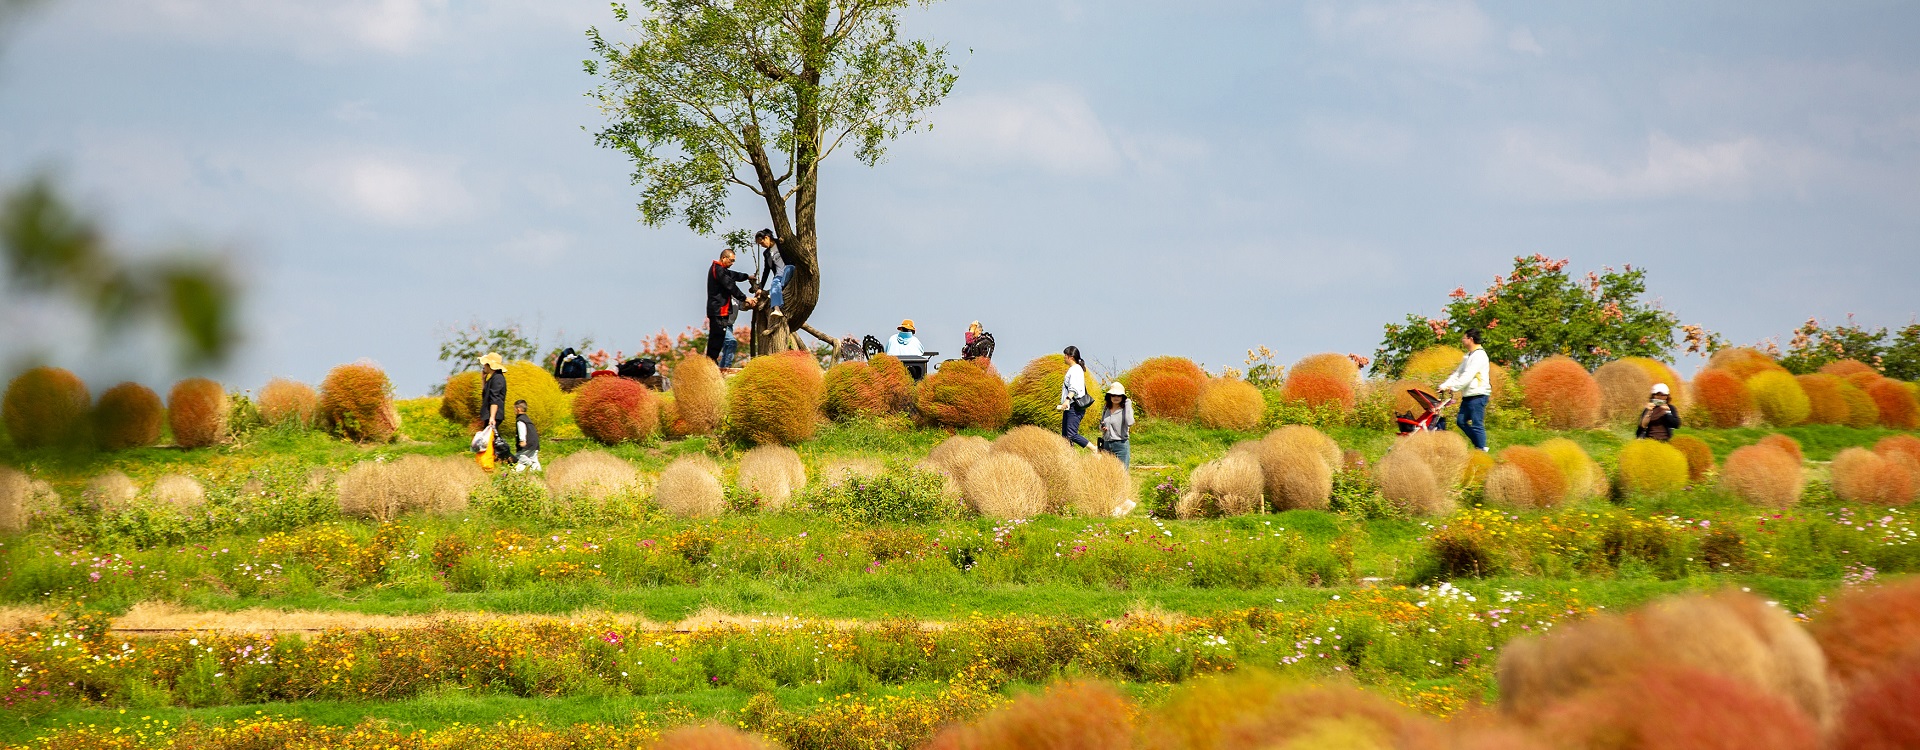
770, 308, 783, 317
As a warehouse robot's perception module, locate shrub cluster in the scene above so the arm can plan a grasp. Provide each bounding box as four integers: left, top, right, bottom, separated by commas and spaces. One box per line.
570, 375, 659, 445
318, 361, 400, 442
725, 351, 823, 446
2, 366, 90, 450
1123, 356, 1206, 421
964, 426, 1129, 519
167, 378, 228, 448
257, 378, 319, 428
914, 359, 1011, 431
93, 382, 163, 451
1182, 426, 1342, 516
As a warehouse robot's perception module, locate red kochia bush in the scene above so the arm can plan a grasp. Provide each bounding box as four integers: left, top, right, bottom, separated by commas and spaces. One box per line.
821, 360, 887, 421
922, 682, 1133, 750
1520, 356, 1602, 430
1691, 369, 1755, 428
1812, 577, 1920, 686
570, 375, 659, 444
1124, 356, 1206, 422
1281, 371, 1356, 410
93, 382, 163, 451
2, 366, 90, 449
318, 361, 400, 442
1866, 377, 1919, 429
724, 351, 822, 446
915, 359, 1011, 430
1540, 668, 1820, 750
167, 378, 228, 448
1833, 663, 1920, 750
866, 354, 914, 413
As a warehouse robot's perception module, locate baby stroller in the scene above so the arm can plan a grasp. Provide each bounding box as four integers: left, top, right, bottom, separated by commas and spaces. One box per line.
1395, 388, 1453, 435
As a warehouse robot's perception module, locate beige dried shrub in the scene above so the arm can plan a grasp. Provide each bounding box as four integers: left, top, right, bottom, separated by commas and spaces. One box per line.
337, 455, 483, 521
1398, 430, 1472, 486
1497, 591, 1832, 728
963, 452, 1047, 519
993, 425, 1083, 513
84, 471, 139, 512
669, 356, 726, 436
736, 445, 807, 512
546, 450, 642, 502
1375, 448, 1453, 517
150, 475, 206, 510
1593, 360, 1655, 425
1182, 451, 1266, 518
258, 378, 320, 428
656, 456, 725, 519
1485, 446, 1568, 510
923, 434, 992, 483
1074, 450, 1132, 517
1252, 426, 1337, 510
1, 467, 59, 532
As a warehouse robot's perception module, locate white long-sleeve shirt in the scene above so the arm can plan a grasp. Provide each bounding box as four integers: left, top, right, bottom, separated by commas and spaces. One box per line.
1061, 362, 1088, 403
885, 332, 923, 356
1439, 348, 1492, 398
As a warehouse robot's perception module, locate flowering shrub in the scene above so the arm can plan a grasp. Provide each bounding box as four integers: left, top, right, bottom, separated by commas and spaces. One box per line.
2, 366, 90, 450
93, 382, 163, 451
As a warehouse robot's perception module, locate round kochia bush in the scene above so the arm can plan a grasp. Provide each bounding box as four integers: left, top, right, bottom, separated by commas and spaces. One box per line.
1669, 434, 1715, 482
725, 351, 823, 446
1485, 445, 1568, 509
915, 359, 1011, 430
1280, 371, 1354, 410
501, 361, 567, 436
1197, 377, 1264, 431
257, 378, 319, 428
1519, 356, 1601, 430
318, 361, 400, 443
167, 378, 228, 448
1122, 356, 1205, 422
1593, 360, 1654, 425
439, 371, 482, 426
822, 360, 886, 421
866, 354, 914, 413
1795, 374, 1849, 425
1866, 378, 1919, 429
570, 375, 659, 444
1617, 439, 1689, 496
668, 356, 725, 436
93, 382, 163, 451
1746, 370, 1810, 427
2, 366, 90, 450
1690, 369, 1755, 428
1008, 354, 1096, 437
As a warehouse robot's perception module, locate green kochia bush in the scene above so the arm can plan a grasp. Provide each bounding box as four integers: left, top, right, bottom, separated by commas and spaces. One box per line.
802, 463, 957, 525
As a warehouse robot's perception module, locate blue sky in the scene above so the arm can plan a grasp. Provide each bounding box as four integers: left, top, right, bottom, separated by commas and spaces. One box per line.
3, 0, 1918, 395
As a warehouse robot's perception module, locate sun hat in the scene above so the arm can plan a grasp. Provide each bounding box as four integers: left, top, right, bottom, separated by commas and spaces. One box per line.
1651, 383, 1670, 395
479, 352, 505, 371
1106, 382, 1126, 396
898, 319, 916, 332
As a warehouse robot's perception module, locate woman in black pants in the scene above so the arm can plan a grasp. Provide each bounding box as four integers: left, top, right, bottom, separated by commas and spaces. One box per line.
1056, 346, 1094, 451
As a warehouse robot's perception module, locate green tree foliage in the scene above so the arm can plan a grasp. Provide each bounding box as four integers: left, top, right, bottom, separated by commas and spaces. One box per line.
1777, 315, 1920, 380
1372, 255, 1680, 375
585, 0, 957, 353
435, 321, 537, 377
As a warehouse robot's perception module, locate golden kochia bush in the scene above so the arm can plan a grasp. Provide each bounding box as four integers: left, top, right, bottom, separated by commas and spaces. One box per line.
1837, 380, 1881, 428
914, 359, 1011, 431
337, 455, 484, 521
922, 434, 992, 484
1593, 360, 1654, 425
545, 450, 642, 503
1616, 439, 1690, 496
93, 382, 163, 451
923, 681, 1133, 750
1830, 448, 1916, 506
167, 378, 228, 448
725, 351, 823, 446
992, 426, 1084, 514
1140, 671, 1440, 750
439, 371, 483, 426
319, 361, 401, 443
1538, 438, 1606, 501
1485, 446, 1568, 509
656, 456, 725, 519
1690, 369, 1755, 428
1520, 356, 1602, 430
1668, 435, 1715, 482
1497, 590, 1833, 728
1, 366, 90, 450
1720, 443, 1804, 510
821, 360, 887, 421
1865, 377, 1920, 429
1403, 345, 1466, 383
735, 445, 807, 511
1075, 451, 1132, 517
1195, 377, 1263, 431
1747, 370, 1811, 427
150, 475, 206, 510
962, 452, 1046, 519
1123, 356, 1206, 422
570, 376, 660, 445
501, 361, 567, 436
1180, 451, 1264, 518
668, 356, 726, 436
257, 378, 319, 428
1794, 374, 1849, 425
1249, 426, 1339, 511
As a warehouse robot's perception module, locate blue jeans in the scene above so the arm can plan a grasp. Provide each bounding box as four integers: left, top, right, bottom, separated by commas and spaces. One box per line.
720, 327, 738, 368
1062, 403, 1089, 447
1458, 395, 1488, 451
1099, 438, 1130, 467
767, 264, 794, 310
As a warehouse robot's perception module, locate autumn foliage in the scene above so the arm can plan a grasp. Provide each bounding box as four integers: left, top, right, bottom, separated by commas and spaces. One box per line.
1795, 374, 1849, 425
1485, 445, 1568, 509
1747, 370, 1811, 427
821, 360, 889, 421
2, 366, 90, 450
570, 375, 660, 445
1196, 378, 1264, 431
1721, 442, 1804, 509
1123, 356, 1206, 422
1865, 377, 1919, 429
318, 361, 401, 443
1690, 369, 1755, 428
1669, 434, 1715, 482
1280, 371, 1355, 410
725, 351, 823, 446
258, 378, 319, 428
1616, 439, 1689, 496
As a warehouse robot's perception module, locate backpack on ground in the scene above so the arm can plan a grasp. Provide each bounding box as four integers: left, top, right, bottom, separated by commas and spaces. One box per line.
554, 348, 589, 379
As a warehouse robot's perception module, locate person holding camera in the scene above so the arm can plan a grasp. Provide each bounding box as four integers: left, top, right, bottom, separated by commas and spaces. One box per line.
1635, 383, 1682, 441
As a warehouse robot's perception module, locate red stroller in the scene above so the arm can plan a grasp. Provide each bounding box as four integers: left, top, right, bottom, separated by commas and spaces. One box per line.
1395, 388, 1454, 435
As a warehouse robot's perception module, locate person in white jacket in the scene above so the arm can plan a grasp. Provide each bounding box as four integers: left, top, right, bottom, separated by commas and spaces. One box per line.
1056, 345, 1095, 451
885, 319, 924, 356
1438, 329, 1491, 451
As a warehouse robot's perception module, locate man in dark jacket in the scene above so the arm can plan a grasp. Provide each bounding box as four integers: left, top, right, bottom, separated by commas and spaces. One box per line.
705, 248, 754, 367
477, 352, 510, 463
1635, 383, 1682, 441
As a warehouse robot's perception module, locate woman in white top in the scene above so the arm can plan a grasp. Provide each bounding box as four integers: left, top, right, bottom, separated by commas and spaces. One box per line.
1057, 345, 1094, 450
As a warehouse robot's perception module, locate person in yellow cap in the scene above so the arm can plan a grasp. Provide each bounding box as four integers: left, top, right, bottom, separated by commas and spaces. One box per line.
477, 352, 510, 464
885, 319, 924, 356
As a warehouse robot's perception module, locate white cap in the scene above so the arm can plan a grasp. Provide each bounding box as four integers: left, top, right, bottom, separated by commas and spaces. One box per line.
1105, 382, 1126, 396
1651, 383, 1670, 395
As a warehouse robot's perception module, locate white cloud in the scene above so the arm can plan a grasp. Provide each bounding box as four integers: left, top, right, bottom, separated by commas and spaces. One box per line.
922, 84, 1205, 177
1299, 115, 1415, 164
1307, 0, 1495, 66
1507, 26, 1544, 55
1492, 129, 1794, 200
321, 156, 472, 224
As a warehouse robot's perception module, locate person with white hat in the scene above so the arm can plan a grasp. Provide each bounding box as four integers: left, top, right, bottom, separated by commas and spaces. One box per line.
1097, 381, 1136, 467
1635, 382, 1682, 441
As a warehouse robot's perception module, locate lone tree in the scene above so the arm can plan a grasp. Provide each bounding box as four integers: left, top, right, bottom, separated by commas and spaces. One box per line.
586, 1, 957, 354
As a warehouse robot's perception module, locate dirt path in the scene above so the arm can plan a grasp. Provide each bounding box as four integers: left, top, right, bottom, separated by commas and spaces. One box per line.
0, 602, 964, 635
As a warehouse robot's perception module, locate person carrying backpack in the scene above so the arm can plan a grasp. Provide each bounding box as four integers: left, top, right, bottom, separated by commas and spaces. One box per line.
705, 247, 755, 367
1055, 345, 1095, 451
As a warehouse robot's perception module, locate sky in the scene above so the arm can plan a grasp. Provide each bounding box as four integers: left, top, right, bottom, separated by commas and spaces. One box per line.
3, 0, 1919, 396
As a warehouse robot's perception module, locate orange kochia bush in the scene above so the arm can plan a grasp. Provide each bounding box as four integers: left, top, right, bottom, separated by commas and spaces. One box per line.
1124, 356, 1205, 422
1690, 369, 1754, 428
915, 359, 1011, 430
2, 366, 90, 449
258, 378, 320, 428
1795, 374, 1848, 425
1280, 372, 1355, 410
725, 351, 822, 446
318, 361, 400, 442
1865, 378, 1919, 429
93, 382, 163, 451
866, 354, 914, 413
821, 360, 889, 421
1519, 356, 1601, 430
167, 378, 228, 448
570, 376, 660, 445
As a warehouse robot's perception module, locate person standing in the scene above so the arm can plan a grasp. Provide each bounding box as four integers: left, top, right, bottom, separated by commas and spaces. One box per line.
705, 248, 754, 368
1439, 329, 1491, 452
754, 229, 793, 319
1056, 345, 1095, 451
1097, 382, 1135, 466
477, 352, 510, 463
1635, 383, 1682, 441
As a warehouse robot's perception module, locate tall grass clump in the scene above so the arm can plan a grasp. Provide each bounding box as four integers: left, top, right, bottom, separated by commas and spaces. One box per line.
1747, 370, 1811, 427
1180, 451, 1265, 518
1865, 378, 1919, 429
668, 356, 726, 436
1123, 356, 1205, 422
319, 361, 400, 442
167, 378, 228, 448
923, 681, 1133, 750
93, 382, 163, 451
963, 452, 1046, 519
257, 378, 319, 428
1, 467, 58, 532
1594, 360, 1655, 425
1691, 369, 1755, 428
1008, 354, 1097, 437
915, 359, 1011, 430
1721, 443, 1804, 509
3, 366, 90, 450
1617, 439, 1690, 496
571, 376, 659, 445
992, 426, 1084, 514
1831, 448, 1916, 506
337, 455, 483, 521
1250, 426, 1339, 511
1196, 377, 1264, 431
1485, 445, 1568, 509
821, 360, 886, 421
439, 370, 483, 426
1076, 451, 1132, 517
83, 471, 137, 512
725, 351, 823, 446
1794, 374, 1848, 425
1520, 356, 1602, 430
151, 474, 206, 510
735, 445, 807, 512
656, 456, 725, 518
1837, 380, 1881, 428
545, 451, 642, 507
